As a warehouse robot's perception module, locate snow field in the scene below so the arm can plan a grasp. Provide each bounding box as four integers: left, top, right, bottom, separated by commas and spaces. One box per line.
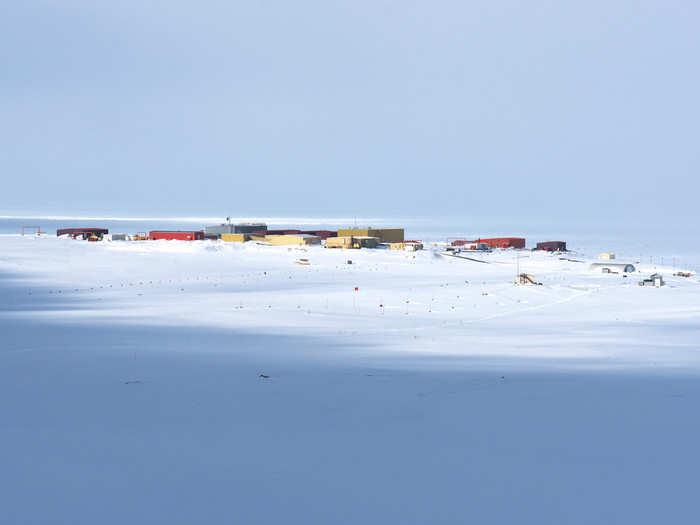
2, 233, 700, 524
2, 234, 699, 369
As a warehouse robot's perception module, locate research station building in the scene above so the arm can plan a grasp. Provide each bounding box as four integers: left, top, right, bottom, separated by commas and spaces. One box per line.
337, 228, 404, 243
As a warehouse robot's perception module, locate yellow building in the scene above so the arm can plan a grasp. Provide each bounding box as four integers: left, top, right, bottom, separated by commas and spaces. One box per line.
337, 228, 404, 243
265, 234, 320, 246
221, 233, 249, 242
326, 236, 354, 249
326, 236, 378, 249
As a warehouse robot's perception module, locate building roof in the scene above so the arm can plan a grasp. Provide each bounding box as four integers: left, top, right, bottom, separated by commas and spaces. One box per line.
589, 262, 636, 271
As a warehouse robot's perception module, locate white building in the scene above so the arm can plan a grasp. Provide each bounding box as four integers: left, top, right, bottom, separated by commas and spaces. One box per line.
589, 262, 635, 274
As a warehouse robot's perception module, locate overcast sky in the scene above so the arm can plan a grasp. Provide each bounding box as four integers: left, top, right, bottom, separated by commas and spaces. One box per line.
2, 1, 699, 226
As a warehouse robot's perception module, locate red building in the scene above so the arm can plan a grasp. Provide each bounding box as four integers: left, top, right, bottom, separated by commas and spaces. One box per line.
149, 231, 204, 241
536, 241, 566, 252
469, 237, 526, 249
450, 237, 525, 249
478, 237, 526, 249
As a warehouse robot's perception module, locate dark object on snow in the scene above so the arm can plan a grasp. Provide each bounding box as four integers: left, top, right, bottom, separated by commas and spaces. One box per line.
638, 274, 665, 287
57, 227, 108, 239
259, 374, 270, 379
535, 241, 567, 252
515, 273, 542, 285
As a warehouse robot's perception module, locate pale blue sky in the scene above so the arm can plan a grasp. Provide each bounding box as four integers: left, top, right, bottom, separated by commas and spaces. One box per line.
2, 1, 699, 226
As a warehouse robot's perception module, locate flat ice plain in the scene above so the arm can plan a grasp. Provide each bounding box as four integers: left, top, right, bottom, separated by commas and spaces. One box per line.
2, 226, 700, 524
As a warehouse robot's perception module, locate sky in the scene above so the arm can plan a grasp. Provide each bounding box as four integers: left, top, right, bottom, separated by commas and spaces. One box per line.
2, 1, 699, 226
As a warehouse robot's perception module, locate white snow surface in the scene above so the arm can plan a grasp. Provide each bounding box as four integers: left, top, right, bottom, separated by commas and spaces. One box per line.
2, 234, 700, 524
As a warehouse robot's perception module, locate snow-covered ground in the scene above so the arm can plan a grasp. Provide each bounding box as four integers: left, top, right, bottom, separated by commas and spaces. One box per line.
2, 233, 700, 524
4, 234, 699, 368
